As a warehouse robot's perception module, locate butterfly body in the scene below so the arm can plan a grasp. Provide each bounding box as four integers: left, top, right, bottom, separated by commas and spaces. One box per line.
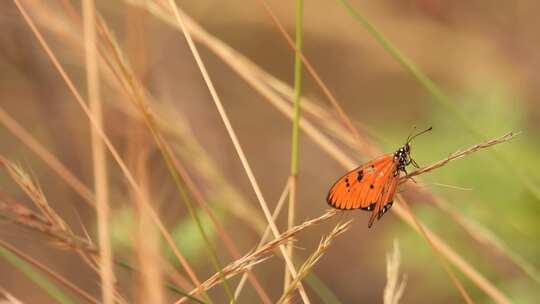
327, 127, 431, 228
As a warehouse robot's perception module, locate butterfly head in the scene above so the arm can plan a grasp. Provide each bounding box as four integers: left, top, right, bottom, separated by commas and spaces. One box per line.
394, 144, 415, 172
395, 126, 433, 172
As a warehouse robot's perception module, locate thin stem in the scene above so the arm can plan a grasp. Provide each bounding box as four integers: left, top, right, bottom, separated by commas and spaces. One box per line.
0, 240, 98, 303
0, 242, 75, 304
82, 1, 114, 303
234, 180, 291, 299
402, 132, 519, 181
177, 210, 338, 303
164, 1, 310, 302
93, 4, 265, 302
12, 0, 204, 296
0, 107, 95, 205
290, 0, 304, 177
256, 0, 379, 158
285, 0, 304, 294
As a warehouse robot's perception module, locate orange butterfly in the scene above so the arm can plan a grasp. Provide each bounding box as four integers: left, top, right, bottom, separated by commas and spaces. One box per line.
327, 127, 432, 228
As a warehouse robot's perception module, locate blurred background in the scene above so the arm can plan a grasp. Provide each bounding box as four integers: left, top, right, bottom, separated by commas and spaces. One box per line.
1, 0, 539, 303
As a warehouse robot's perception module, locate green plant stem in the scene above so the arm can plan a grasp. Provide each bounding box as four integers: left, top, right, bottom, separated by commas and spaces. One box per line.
290, 0, 304, 178
285, 0, 304, 293
0, 244, 74, 304
335, 0, 540, 201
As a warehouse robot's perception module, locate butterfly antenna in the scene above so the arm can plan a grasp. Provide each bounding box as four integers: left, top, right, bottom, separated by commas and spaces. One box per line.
405, 126, 417, 143
407, 126, 433, 144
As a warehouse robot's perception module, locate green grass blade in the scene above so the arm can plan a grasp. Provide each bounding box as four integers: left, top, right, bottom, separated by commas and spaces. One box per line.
285, 0, 305, 292
0, 245, 74, 304
290, 0, 304, 177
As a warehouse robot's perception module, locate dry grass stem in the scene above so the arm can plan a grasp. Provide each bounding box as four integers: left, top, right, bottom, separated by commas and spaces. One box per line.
234, 179, 291, 300
12, 0, 203, 292
256, 0, 378, 157
29, 1, 271, 299
403, 132, 519, 180
82, 0, 114, 302
1, 157, 100, 274
176, 209, 339, 303
126, 0, 355, 169
164, 0, 309, 302
383, 240, 407, 304
0, 198, 97, 256
0, 107, 95, 206
130, 148, 165, 304
0, 158, 67, 231
277, 220, 353, 304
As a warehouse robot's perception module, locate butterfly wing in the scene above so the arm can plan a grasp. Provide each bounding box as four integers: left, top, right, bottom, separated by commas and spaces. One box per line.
367, 173, 398, 227
327, 155, 396, 211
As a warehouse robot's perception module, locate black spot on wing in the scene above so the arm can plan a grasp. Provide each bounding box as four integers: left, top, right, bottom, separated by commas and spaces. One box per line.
357, 170, 364, 181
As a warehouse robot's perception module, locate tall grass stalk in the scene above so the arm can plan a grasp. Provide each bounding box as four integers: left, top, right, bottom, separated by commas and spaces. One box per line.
56, 1, 270, 300
256, 0, 379, 157
130, 148, 165, 304
96, 15, 225, 304
164, 1, 310, 302
0, 106, 95, 205
82, 0, 114, 303
176, 210, 339, 303
2, 2, 267, 296
285, 0, 304, 294
11, 0, 206, 298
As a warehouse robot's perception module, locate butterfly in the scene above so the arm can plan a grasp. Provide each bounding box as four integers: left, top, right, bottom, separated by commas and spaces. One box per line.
326, 127, 432, 228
